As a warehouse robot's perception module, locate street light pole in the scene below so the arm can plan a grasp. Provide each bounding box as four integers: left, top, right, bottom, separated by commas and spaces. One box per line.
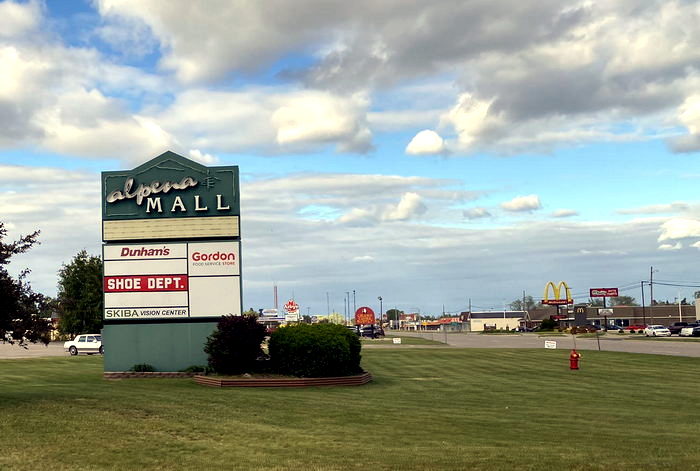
378, 296, 383, 325
650, 266, 656, 325
353, 290, 356, 315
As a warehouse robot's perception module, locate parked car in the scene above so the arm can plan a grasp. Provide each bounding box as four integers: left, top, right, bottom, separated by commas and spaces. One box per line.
64, 334, 103, 355
680, 323, 700, 337
668, 322, 689, 336
346, 325, 360, 336
643, 325, 671, 337
605, 325, 624, 331
625, 324, 647, 333
359, 325, 384, 338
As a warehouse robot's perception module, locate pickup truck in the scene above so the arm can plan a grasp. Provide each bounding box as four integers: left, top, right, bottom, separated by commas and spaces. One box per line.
668, 322, 688, 336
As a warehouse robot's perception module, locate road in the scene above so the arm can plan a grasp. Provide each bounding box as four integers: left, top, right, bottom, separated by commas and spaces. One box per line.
3, 334, 700, 359
0, 341, 68, 359
393, 331, 700, 357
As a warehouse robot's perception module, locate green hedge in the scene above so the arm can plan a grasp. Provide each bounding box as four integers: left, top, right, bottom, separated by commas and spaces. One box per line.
268, 324, 362, 377
204, 315, 267, 375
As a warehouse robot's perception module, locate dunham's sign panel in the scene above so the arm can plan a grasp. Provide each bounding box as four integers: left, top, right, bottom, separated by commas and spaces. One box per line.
101, 151, 240, 242
103, 241, 241, 320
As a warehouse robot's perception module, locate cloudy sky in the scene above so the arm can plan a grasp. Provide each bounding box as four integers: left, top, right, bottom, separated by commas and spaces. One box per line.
3, 0, 700, 316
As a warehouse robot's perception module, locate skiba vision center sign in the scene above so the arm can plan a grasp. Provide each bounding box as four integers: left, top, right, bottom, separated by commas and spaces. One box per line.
101, 151, 241, 372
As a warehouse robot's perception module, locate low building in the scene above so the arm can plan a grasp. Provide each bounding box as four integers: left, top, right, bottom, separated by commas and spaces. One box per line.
462, 311, 526, 331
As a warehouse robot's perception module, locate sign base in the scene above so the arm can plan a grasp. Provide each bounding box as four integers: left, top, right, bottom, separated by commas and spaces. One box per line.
103, 321, 217, 372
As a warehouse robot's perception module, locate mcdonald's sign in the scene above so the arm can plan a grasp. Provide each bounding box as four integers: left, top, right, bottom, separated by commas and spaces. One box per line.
542, 281, 573, 305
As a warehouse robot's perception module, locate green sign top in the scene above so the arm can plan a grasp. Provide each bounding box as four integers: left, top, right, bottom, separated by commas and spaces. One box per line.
101, 151, 239, 221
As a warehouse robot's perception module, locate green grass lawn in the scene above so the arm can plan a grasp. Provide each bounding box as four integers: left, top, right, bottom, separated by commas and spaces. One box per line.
380, 335, 445, 345
1, 349, 699, 470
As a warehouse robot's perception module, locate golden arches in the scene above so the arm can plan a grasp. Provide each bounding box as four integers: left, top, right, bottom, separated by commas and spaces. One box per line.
543, 281, 572, 305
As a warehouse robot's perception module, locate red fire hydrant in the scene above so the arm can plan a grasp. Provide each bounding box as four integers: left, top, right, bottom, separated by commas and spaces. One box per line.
569, 349, 581, 370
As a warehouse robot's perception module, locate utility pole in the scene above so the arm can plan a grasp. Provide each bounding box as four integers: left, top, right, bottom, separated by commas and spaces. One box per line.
650, 266, 655, 325
326, 292, 330, 316
640, 281, 646, 325
353, 290, 356, 315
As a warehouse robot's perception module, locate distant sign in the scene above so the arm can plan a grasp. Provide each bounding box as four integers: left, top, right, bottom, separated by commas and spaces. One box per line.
590, 288, 619, 297
392, 338, 402, 344
284, 300, 299, 315
544, 340, 557, 349
355, 306, 376, 325
598, 308, 614, 316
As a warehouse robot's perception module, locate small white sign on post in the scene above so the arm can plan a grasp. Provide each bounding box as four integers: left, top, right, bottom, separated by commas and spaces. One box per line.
544, 340, 557, 349
392, 338, 402, 344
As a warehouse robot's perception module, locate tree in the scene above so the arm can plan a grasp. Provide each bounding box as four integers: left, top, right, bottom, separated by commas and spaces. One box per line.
243, 307, 257, 316
0, 222, 52, 345
385, 308, 403, 321
610, 296, 638, 306
509, 296, 537, 311
587, 298, 604, 307
57, 250, 103, 336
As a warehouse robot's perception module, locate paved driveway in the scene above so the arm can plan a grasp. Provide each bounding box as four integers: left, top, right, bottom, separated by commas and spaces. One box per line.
0, 341, 67, 359
394, 331, 700, 357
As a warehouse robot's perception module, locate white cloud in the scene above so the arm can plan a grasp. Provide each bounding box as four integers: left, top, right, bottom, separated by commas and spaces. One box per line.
617, 202, 690, 215
352, 255, 375, 262
658, 218, 700, 241
552, 209, 578, 218
463, 207, 491, 219
670, 95, 700, 152
500, 195, 542, 213
382, 192, 427, 221
0, 0, 40, 38
658, 242, 682, 251
441, 94, 494, 148
405, 130, 447, 155
271, 91, 371, 152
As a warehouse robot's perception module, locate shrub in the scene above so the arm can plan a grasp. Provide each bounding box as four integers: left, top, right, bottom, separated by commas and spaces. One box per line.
204, 314, 267, 375
130, 363, 155, 372
540, 318, 558, 330
268, 323, 362, 377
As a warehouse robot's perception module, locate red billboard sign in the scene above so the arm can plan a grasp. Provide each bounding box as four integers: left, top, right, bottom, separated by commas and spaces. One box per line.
104, 275, 188, 292
589, 288, 618, 297
355, 306, 376, 325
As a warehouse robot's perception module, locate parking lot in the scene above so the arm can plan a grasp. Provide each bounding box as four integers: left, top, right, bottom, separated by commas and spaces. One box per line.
0, 341, 67, 359
4, 333, 700, 359
394, 331, 700, 357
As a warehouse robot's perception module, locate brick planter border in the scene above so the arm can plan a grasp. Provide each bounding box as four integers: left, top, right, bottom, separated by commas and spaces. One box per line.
104, 371, 196, 379
193, 371, 372, 388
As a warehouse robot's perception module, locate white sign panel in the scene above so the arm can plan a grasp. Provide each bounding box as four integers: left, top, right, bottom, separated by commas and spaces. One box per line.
544, 340, 557, 349
392, 338, 402, 344
103, 241, 241, 320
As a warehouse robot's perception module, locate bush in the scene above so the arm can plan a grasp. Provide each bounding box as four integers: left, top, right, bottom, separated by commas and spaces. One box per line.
540, 318, 558, 330
130, 363, 155, 372
268, 323, 362, 377
204, 314, 267, 375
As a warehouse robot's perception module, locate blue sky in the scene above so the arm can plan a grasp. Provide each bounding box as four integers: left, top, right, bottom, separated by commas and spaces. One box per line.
3, 0, 700, 315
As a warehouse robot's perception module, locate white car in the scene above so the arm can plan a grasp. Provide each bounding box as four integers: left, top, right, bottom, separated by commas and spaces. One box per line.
643, 325, 671, 337
680, 324, 700, 337
64, 334, 103, 355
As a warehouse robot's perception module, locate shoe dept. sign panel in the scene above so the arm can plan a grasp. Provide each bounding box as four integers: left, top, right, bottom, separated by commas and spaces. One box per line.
101, 151, 240, 242
103, 241, 241, 319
